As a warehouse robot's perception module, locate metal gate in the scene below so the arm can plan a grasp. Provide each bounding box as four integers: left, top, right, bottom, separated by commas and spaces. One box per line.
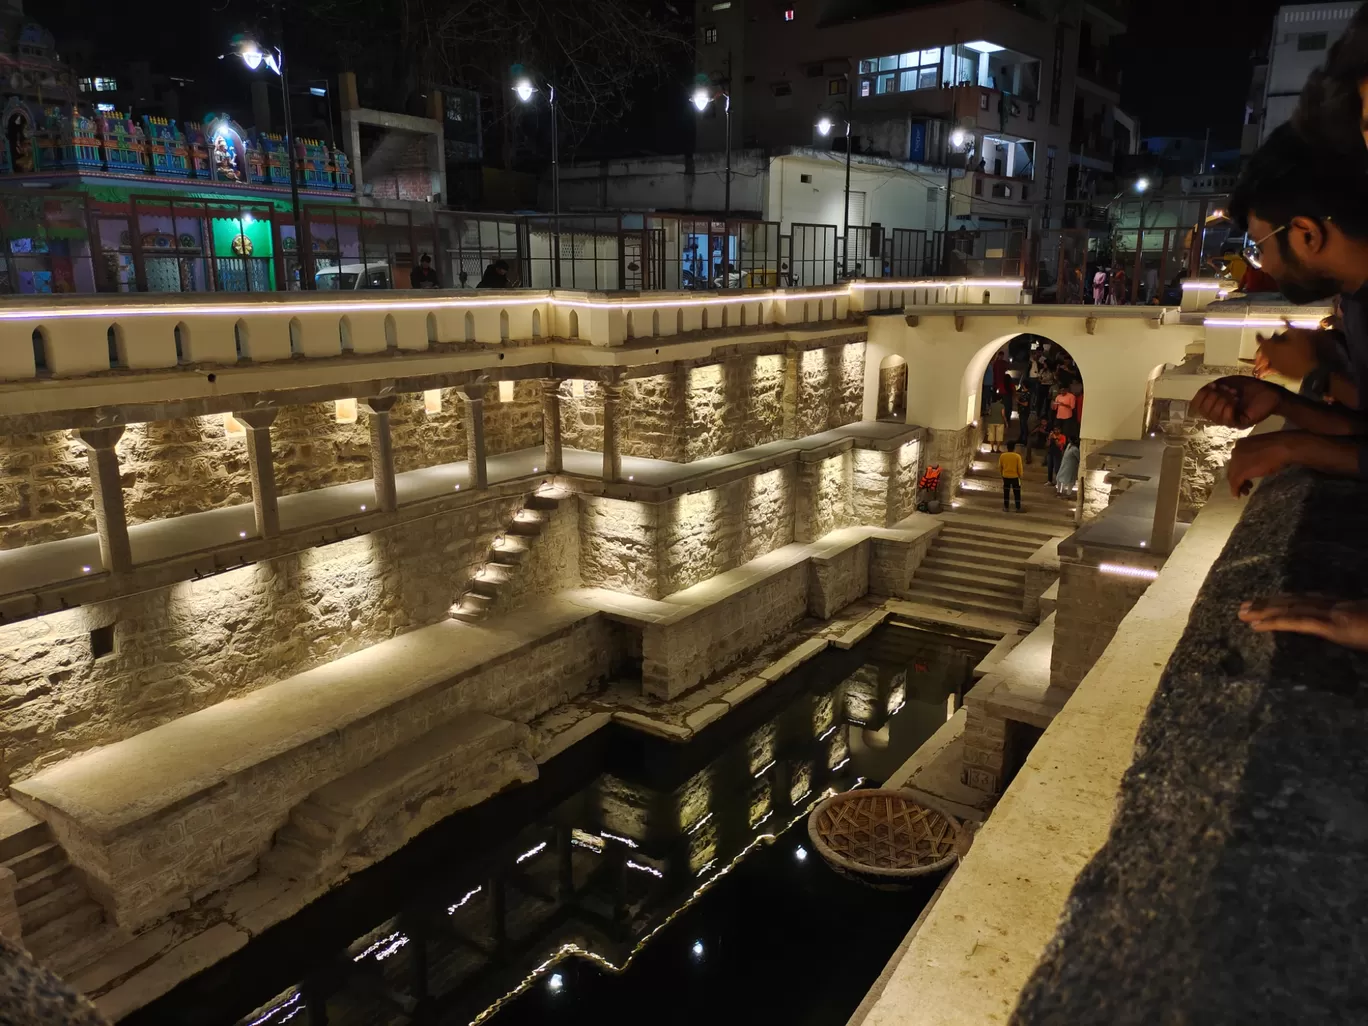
790, 222, 837, 286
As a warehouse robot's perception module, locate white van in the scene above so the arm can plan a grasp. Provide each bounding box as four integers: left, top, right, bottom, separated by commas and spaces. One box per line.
315, 263, 392, 290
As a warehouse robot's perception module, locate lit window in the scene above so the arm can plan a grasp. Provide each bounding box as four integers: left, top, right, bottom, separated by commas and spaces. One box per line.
78, 77, 92, 92
710, 1, 731, 7
828, 77, 845, 95
92, 76, 119, 91
704, 25, 718, 44
784, 8, 795, 20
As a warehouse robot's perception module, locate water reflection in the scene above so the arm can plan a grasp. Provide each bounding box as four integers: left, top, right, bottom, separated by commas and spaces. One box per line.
144, 624, 988, 1026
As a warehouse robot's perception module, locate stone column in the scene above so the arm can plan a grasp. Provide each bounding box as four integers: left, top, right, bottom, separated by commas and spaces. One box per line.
361, 395, 399, 513
233, 409, 280, 538
1149, 436, 1185, 554
541, 379, 564, 474
601, 375, 624, 483
77, 425, 131, 572
780, 343, 801, 439
460, 384, 488, 488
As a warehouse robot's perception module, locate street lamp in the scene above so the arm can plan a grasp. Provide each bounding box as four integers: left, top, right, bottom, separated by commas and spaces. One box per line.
514, 76, 560, 286
816, 112, 854, 277
692, 85, 731, 215
941, 127, 970, 266
1134, 177, 1150, 193
227, 37, 308, 288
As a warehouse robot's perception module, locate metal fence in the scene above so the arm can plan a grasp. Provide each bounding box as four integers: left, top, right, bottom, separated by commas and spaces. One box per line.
790, 222, 838, 287
1030, 221, 1233, 305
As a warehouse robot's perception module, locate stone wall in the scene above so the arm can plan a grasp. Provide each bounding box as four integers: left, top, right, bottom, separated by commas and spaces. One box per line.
494, 498, 582, 613
808, 540, 871, 618
1049, 557, 1157, 690
924, 423, 978, 505
1023, 538, 1063, 623
0, 385, 546, 550
578, 465, 797, 600
28, 614, 616, 930
561, 344, 862, 464
0, 491, 531, 785
795, 454, 853, 543
877, 360, 908, 421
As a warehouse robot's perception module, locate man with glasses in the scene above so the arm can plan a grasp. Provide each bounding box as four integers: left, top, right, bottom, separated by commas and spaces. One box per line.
1190, 124, 1368, 496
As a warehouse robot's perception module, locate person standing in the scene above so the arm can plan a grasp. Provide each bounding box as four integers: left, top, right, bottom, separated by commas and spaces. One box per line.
1056, 440, 1080, 498
1092, 267, 1107, 305
1052, 384, 1078, 441
1045, 427, 1067, 485
999, 442, 1024, 513
986, 392, 1007, 453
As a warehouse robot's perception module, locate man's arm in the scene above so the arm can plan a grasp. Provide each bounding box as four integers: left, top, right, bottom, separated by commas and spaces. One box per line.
1228, 431, 1366, 495
1274, 390, 1368, 436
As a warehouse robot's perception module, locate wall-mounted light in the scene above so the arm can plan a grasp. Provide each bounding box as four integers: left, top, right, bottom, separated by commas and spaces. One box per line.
498, 379, 515, 403
424, 389, 442, 415
335, 398, 358, 423
223, 412, 245, 438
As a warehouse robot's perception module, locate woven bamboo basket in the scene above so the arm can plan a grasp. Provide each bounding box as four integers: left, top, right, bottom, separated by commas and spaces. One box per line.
807, 789, 961, 889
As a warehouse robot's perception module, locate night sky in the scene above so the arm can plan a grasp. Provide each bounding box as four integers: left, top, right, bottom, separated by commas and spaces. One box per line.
57, 0, 1292, 150
1116, 0, 1287, 145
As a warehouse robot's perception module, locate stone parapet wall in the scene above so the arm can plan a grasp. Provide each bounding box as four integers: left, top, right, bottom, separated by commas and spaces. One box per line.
925, 423, 978, 504
808, 538, 871, 619
795, 453, 854, 543
1049, 557, 1158, 690
1023, 538, 1063, 622
0, 490, 534, 785
18, 612, 615, 931
1149, 398, 1247, 520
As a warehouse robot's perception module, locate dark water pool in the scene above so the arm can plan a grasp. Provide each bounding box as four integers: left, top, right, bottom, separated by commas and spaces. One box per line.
126, 622, 989, 1026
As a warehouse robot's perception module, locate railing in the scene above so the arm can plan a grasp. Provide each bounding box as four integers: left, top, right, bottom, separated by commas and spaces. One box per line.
0, 277, 1049, 384
1030, 223, 1233, 305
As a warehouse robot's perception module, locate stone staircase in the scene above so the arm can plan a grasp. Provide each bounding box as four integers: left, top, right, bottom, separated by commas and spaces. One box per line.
451, 489, 567, 623
0, 800, 111, 974
906, 515, 1061, 619
948, 445, 1078, 531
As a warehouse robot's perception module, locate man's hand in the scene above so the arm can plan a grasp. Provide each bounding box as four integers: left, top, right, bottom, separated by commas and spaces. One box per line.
1239, 594, 1368, 651
1254, 321, 1325, 380
1191, 376, 1288, 429
1227, 433, 1295, 496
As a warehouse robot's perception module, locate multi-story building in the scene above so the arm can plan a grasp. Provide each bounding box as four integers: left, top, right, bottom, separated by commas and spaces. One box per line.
1254, 2, 1360, 146
695, 0, 1131, 231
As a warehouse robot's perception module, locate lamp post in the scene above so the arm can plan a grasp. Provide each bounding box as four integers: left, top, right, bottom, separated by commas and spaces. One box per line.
941, 127, 968, 273
514, 77, 560, 287
816, 114, 854, 277
230, 39, 308, 288
692, 85, 731, 215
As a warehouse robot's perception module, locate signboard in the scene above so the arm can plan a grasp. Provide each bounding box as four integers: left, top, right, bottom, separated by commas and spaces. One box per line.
909, 122, 926, 163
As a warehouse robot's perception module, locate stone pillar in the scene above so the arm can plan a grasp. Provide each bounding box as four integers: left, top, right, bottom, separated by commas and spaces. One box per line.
460, 385, 488, 488
781, 343, 801, 439
77, 425, 131, 572
361, 395, 399, 512
233, 408, 279, 538
541, 379, 564, 474
601, 375, 624, 483
1150, 437, 1185, 554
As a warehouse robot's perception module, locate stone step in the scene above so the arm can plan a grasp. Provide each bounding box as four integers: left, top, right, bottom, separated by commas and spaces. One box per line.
260, 832, 321, 881
450, 607, 486, 624
928, 547, 1024, 572
949, 501, 1077, 529
20, 880, 90, 933
903, 583, 1024, 619
22, 902, 105, 964
1, 840, 63, 881
14, 859, 73, 907
39, 922, 125, 981
0, 800, 49, 863
524, 494, 562, 512
506, 519, 544, 538
920, 555, 1025, 583
288, 801, 351, 841
459, 591, 495, 612
938, 525, 1048, 550
914, 567, 1022, 598
909, 576, 1024, 608
937, 536, 1038, 560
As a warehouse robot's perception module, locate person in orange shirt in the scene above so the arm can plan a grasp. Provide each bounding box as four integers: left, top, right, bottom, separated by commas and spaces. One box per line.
999, 442, 1024, 513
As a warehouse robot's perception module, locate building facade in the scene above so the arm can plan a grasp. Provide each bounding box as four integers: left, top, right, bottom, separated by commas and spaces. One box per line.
1256, 2, 1361, 145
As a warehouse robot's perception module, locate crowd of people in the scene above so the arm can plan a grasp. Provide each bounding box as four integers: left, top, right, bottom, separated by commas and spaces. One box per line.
1190, 3, 1368, 651
984, 342, 1084, 512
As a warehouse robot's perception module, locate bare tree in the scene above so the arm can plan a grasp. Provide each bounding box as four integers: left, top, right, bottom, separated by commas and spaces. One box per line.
296, 0, 690, 164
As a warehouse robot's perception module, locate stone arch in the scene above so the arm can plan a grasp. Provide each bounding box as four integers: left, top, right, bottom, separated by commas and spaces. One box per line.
676, 308, 684, 335
499, 309, 510, 341
532, 309, 542, 338
384, 314, 398, 349
652, 309, 660, 336
464, 311, 476, 342
721, 305, 728, 328
626, 310, 635, 339
568, 310, 579, 339
426, 312, 439, 344
740, 304, 748, 327
234, 319, 250, 360
877, 354, 908, 422
289, 317, 304, 356
701, 307, 709, 331
174, 322, 189, 363
339, 316, 354, 352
